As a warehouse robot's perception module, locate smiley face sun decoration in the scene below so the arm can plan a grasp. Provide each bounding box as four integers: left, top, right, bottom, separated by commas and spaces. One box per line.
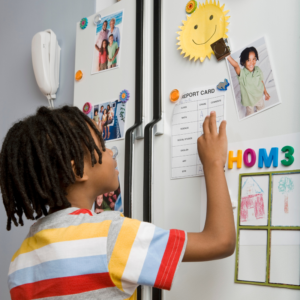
177, 0, 230, 62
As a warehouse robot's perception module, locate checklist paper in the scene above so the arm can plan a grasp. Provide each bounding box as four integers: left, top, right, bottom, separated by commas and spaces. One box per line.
171, 85, 226, 179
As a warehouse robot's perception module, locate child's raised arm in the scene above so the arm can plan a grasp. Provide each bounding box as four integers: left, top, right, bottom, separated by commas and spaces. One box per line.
227, 55, 241, 76
183, 112, 236, 262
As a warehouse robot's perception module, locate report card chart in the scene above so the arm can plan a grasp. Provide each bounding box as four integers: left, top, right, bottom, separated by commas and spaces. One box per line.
171, 85, 226, 179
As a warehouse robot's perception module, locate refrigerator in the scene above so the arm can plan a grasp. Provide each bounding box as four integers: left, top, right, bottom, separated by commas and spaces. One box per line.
74, 0, 300, 299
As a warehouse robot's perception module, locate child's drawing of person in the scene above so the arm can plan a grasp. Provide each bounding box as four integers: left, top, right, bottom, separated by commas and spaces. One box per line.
227, 47, 270, 117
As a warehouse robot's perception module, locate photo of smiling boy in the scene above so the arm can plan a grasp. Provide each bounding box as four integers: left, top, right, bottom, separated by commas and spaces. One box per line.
226, 37, 280, 120
227, 47, 270, 116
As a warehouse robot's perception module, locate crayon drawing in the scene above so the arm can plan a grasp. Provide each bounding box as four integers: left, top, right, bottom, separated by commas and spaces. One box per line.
240, 175, 269, 226
272, 173, 300, 226
278, 177, 294, 214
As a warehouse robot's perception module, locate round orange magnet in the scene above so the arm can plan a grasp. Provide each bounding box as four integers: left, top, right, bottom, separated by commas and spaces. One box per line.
75, 70, 83, 81
169, 89, 180, 102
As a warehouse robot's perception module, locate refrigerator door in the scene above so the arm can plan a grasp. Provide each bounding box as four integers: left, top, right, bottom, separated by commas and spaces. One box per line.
73, 0, 144, 222
149, 0, 300, 299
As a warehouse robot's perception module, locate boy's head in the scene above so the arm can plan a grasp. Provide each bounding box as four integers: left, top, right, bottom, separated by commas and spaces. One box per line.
109, 34, 114, 44
0, 106, 119, 230
94, 110, 98, 116
102, 20, 108, 31
239, 47, 259, 72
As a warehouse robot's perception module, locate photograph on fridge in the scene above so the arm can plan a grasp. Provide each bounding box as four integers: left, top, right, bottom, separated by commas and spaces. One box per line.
86, 100, 126, 142
226, 37, 281, 120
94, 174, 123, 214
92, 10, 123, 74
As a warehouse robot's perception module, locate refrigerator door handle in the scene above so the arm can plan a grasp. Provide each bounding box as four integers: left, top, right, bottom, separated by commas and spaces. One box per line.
143, 1, 163, 300
123, 0, 144, 219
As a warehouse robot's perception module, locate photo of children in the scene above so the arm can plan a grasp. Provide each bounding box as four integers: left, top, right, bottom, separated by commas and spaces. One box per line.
94, 184, 123, 214
86, 100, 126, 142
92, 10, 123, 74
226, 37, 280, 120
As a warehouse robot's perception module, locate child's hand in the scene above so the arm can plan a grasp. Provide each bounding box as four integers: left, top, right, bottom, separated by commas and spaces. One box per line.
264, 91, 270, 100
197, 112, 227, 170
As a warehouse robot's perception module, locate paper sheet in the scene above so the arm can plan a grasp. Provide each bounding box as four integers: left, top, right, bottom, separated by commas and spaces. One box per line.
171, 85, 226, 179
238, 230, 267, 282
271, 173, 300, 226
240, 175, 269, 226
270, 231, 300, 285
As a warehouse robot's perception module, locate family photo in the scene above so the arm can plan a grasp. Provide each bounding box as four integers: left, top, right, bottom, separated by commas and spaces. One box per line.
91, 10, 123, 74
226, 37, 280, 120
86, 100, 126, 142
94, 183, 123, 214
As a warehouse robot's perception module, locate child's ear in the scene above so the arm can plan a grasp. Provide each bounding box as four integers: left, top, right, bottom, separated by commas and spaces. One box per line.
71, 160, 89, 182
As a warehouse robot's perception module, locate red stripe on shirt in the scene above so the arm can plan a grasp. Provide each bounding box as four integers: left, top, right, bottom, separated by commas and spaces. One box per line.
10, 272, 114, 300
154, 229, 185, 290
69, 209, 93, 216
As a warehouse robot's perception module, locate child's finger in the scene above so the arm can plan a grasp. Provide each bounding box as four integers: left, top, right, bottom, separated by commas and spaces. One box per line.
203, 116, 210, 135
219, 120, 227, 137
209, 111, 217, 135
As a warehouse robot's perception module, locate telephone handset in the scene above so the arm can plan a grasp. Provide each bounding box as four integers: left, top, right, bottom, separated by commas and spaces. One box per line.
31, 29, 61, 108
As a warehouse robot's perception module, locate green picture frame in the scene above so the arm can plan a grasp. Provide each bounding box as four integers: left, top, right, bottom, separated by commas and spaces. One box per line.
235, 169, 300, 290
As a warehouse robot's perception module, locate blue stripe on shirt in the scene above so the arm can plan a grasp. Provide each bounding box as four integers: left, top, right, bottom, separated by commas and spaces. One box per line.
8, 255, 108, 290
137, 227, 169, 286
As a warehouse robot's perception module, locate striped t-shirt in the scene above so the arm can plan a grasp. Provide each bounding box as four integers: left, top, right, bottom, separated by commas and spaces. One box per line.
8, 207, 187, 300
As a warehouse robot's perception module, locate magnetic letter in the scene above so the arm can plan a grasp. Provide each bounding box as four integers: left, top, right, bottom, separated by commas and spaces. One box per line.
258, 148, 279, 168
228, 150, 243, 169
243, 148, 256, 167
281, 146, 294, 166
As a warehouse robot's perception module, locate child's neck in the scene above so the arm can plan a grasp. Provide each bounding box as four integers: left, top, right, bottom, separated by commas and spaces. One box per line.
246, 66, 254, 73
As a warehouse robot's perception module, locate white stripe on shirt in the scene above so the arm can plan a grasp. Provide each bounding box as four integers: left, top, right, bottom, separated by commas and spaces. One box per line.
121, 222, 156, 294
9, 237, 107, 275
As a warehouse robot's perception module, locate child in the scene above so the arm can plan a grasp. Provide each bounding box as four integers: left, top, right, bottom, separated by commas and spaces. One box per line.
98, 39, 108, 71
101, 108, 108, 139
107, 104, 114, 139
0, 107, 235, 300
94, 194, 110, 213
227, 47, 270, 117
107, 34, 119, 68
93, 109, 99, 124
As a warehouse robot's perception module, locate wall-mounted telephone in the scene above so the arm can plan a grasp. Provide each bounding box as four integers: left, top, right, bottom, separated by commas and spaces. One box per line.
31, 29, 61, 108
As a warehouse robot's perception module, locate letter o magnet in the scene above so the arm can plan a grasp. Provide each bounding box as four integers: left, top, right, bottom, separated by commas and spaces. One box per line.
243, 148, 256, 167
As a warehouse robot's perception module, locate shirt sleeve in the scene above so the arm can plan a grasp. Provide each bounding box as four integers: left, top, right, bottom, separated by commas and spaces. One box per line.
107, 216, 187, 296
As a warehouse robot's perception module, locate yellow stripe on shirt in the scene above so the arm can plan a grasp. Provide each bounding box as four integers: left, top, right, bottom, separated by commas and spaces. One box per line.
11, 221, 111, 262
125, 289, 137, 300
108, 218, 141, 291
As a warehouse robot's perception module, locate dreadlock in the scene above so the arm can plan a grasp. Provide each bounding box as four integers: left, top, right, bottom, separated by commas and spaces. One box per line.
0, 106, 106, 230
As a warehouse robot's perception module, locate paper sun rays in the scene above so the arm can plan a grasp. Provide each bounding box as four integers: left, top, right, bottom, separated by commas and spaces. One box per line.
177, 0, 230, 62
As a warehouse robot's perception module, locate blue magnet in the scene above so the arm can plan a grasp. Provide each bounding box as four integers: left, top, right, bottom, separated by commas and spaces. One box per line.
217, 79, 230, 91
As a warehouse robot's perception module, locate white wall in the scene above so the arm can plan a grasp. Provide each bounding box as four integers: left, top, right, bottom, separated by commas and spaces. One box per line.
96, 0, 118, 12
